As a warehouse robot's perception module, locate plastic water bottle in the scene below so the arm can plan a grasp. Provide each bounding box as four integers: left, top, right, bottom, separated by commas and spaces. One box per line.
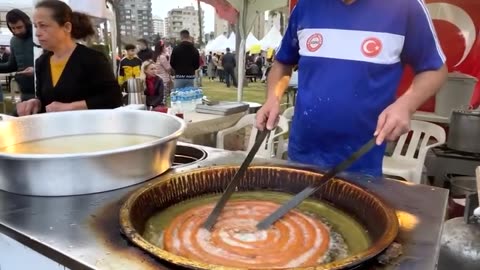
188, 88, 197, 112
170, 91, 178, 111
177, 90, 185, 112
184, 88, 192, 112
195, 89, 203, 105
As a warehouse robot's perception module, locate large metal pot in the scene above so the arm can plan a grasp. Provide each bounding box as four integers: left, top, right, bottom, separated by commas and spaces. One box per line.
448, 109, 480, 153
120, 166, 399, 270
0, 110, 185, 196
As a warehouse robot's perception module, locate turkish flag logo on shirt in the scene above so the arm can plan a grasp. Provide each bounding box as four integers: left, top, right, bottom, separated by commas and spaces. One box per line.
397, 0, 480, 110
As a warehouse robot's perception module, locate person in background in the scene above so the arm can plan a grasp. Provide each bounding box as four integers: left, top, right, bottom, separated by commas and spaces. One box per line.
0, 47, 10, 63
16, 0, 122, 116
140, 60, 164, 109
254, 53, 263, 81
217, 52, 225, 83
153, 40, 173, 101
222, 47, 237, 88
0, 9, 35, 102
117, 44, 142, 86
170, 30, 200, 88
136, 38, 153, 62
207, 51, 216, 81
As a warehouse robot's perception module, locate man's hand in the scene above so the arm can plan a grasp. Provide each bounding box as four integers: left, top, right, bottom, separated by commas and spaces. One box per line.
374, 101, 413, 145
16, 99, 41, 116
45, 102, 73, 113
16, 67, 34, 76
255, 98, 281, 131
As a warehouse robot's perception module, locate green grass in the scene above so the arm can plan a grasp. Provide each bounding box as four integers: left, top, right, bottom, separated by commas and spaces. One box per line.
1, 80, 287, 115
200, 79, 268, 104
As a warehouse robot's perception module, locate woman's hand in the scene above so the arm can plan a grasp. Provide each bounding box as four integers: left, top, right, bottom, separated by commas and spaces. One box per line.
45, 101, 73, 113
16, 99, 41, 116
45, 101, 87, 112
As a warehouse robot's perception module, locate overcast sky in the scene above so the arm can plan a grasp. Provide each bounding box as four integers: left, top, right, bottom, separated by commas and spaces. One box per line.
152, 0, 215, 32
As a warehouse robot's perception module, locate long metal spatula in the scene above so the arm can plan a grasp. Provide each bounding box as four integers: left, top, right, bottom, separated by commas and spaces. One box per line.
204, 129, 270, 231
256, 137, 377, 230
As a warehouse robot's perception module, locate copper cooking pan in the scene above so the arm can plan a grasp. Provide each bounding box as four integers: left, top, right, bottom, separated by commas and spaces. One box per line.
120, 166, 399, 270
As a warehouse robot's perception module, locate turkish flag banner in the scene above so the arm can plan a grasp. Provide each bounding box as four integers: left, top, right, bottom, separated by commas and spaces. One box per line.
397, 0, 480, 110
289, 0, 298, 12
200, 0, 238, 25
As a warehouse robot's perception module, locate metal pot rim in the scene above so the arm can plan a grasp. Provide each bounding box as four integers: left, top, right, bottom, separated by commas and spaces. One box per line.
0, 110, 186, 160
452, 109, 480, 116
119, 165, 400, 270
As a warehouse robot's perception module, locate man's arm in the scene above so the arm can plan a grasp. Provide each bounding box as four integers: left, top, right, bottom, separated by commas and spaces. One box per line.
256, 61, 295, 130
170, 48, 177, 72
375, 0, 448, 144
266, 62, 294, 103
193, 49, 200, 70
256, 2, 301, 130
396, 66, 447, 114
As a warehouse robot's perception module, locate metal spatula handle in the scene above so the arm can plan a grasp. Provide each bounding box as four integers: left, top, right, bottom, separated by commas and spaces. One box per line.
256, 137, 377, 230
204, 129, 270, 230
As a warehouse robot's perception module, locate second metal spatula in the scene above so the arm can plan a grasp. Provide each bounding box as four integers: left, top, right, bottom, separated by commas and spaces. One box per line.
256, 137, 377, 230
203, 129, 270, 230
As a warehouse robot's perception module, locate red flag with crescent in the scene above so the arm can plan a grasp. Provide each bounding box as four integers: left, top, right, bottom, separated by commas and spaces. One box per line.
200, 0, 238, 24
289, 0, 298, 12
397, 0, 480, 110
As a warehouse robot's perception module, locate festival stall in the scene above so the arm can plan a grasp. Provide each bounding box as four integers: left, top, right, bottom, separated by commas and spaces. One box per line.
201, 0, 288, 102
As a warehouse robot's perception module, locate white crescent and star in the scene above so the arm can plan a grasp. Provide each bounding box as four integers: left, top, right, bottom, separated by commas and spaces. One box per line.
361, 38, 382, 57
427, 2, 477, 67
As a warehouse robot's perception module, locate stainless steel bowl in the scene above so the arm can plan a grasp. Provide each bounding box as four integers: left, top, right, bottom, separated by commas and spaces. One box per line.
0, 110, 186, 196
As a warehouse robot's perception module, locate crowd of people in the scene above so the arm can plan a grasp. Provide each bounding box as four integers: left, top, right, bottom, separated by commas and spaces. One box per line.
116, 30, 274, 110
0, 0, 276, 115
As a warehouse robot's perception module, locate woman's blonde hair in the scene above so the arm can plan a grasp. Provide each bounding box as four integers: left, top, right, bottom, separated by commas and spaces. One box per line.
140, 60, 156, 81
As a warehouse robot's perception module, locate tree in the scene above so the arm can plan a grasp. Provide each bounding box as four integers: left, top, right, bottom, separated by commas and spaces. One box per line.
197, 0, 204, 46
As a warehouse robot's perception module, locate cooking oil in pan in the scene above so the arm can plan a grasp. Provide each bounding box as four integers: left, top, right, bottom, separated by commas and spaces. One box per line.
143, 191, 371, 268
0, 134, 159, 154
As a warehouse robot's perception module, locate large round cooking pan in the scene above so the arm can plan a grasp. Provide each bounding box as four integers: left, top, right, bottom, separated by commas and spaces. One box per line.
120, 166, 399, 270
0, 110, 185, 196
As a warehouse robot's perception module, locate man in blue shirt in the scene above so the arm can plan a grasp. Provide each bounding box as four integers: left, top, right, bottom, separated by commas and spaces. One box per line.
256, 0, 447, 176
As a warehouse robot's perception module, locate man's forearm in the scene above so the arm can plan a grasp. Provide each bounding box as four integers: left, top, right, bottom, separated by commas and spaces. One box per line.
0, 59, 16, 73
266, 61, 294, 102
395, 65, 448, 113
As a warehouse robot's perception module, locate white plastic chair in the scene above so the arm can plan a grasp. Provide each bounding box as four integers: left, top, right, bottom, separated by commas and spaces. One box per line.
276, 107, 295, 159
282, 107, 295, 122
383, 120, 446, 184
216, 114, 289, 158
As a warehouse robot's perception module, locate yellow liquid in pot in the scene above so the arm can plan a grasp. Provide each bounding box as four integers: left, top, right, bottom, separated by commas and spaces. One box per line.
0, 134, 159, 154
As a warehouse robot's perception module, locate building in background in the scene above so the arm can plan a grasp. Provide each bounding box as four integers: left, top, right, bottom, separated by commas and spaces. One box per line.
117, 0, 154, 42
214, 12, 265, 39
204, 32, 215, 43
165, 6, 204, 41
251, 12, 265, 40
265, 7, 289, 34
214, 13, 229, 37
152, 15, 165, 37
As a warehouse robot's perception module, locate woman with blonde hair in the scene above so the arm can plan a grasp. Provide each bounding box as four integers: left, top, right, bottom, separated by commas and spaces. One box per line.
140, 60, 165, 110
